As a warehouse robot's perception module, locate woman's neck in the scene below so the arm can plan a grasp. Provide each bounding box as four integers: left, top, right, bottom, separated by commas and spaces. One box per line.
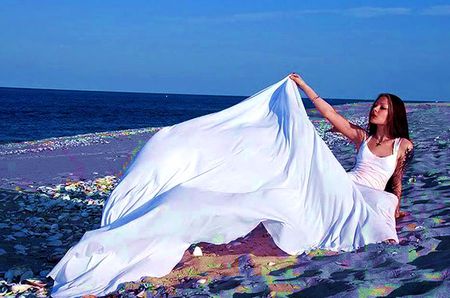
374, 125, 393, 141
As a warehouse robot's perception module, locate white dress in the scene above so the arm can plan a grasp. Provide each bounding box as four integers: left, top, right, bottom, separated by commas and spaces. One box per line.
47, 76, 399, 297
348, 135, 402, 190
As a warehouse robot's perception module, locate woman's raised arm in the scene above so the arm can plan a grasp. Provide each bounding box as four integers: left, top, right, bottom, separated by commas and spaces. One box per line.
289, 73, 366, 147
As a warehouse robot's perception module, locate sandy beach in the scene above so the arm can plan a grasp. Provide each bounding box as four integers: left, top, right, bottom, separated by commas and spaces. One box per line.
0, 102, 449, 297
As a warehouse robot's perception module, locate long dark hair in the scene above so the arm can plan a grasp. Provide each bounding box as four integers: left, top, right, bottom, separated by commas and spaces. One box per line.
367, 93, 414, 195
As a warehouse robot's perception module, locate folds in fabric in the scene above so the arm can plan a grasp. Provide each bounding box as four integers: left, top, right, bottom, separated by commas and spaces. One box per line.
47, 76, 398, 297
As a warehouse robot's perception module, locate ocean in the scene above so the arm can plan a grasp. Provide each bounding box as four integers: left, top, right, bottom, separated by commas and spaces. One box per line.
0, 87, 365, 144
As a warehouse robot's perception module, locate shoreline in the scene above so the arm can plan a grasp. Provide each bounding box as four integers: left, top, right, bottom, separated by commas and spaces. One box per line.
3, 101, 448, 148
1, 85, 448, 104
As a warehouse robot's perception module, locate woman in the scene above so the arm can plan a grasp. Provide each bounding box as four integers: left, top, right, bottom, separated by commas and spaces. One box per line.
289, 73, 414, 219
48, 75, 412, 297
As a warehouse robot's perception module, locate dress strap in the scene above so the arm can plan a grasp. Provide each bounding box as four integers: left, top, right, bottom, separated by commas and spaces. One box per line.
356, 133, 370, 154
394, 138, 402, 152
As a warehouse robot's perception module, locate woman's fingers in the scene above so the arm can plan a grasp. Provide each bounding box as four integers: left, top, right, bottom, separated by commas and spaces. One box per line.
290, 73, 302, 80
395, 210, 408, 219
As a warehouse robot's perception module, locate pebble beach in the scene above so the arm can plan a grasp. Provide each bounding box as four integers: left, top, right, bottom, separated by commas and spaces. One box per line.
0, 102, 449, 297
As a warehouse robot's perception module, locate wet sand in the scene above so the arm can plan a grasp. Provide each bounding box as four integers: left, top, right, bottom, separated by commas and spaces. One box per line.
0, 102, 449, 297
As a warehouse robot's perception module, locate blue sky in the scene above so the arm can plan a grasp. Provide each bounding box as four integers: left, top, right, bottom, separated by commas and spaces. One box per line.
0, 1, 449, 100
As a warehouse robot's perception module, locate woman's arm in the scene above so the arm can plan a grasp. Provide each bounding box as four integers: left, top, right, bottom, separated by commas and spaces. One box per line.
289, 73, 366, 147
392, 139, 414, 218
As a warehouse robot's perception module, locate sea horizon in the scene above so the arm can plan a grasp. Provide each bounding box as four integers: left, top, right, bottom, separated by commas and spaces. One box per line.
1, 86, 448, 103
1, 86, 448, 145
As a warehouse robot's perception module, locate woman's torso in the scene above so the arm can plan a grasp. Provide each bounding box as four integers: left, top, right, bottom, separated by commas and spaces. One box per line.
347, 134, 403, 190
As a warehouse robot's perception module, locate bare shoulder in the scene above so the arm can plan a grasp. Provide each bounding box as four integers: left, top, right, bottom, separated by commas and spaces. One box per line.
394, 138, 414, 173
400, 138, 414, 151
353, 128, 368, 150
398, 138, 414, 160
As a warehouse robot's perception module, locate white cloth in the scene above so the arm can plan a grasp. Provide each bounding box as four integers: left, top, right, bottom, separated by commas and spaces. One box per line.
348, 135, 402, 190
47, 76, 399, 297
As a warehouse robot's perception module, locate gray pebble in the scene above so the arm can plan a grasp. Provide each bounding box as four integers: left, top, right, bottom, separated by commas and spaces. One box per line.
48, 240, 63, 247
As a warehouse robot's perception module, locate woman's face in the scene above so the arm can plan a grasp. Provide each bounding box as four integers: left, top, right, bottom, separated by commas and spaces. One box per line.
369, 96, 390, 125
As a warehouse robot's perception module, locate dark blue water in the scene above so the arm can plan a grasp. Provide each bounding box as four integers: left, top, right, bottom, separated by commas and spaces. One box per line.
0, 87, 363, 144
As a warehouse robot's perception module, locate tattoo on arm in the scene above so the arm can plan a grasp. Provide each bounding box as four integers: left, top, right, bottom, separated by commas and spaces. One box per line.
391, 146, 415, 200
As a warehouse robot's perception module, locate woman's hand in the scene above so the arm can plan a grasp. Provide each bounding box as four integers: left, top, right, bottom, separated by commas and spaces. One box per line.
395, 209, 408, 219
289, 72, 308, 89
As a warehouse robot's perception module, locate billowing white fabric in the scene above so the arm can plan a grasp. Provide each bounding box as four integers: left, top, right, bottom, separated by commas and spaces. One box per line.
47, 76, 399, 297
348, 135, 402, 190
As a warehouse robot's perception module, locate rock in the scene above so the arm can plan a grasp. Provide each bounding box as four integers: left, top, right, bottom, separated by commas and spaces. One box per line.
197, 279, 207, 284
4, 266, 32, 283
47, 233, 63, 240
425, 169, 440, 177
20, 269, 34, 281
47, 252, 64, 263
11, 224, 23, 230
0, 281, 7, 295
11, 284, 33, 293
39, 270, 50, 277
12, 231, 27, 238
24, 278, 47, 288
193, 246, 203, 257
57, 214, 68, 220
39, 193, 50, 199
13, 244, 27, 251
48, 240, 63, 247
